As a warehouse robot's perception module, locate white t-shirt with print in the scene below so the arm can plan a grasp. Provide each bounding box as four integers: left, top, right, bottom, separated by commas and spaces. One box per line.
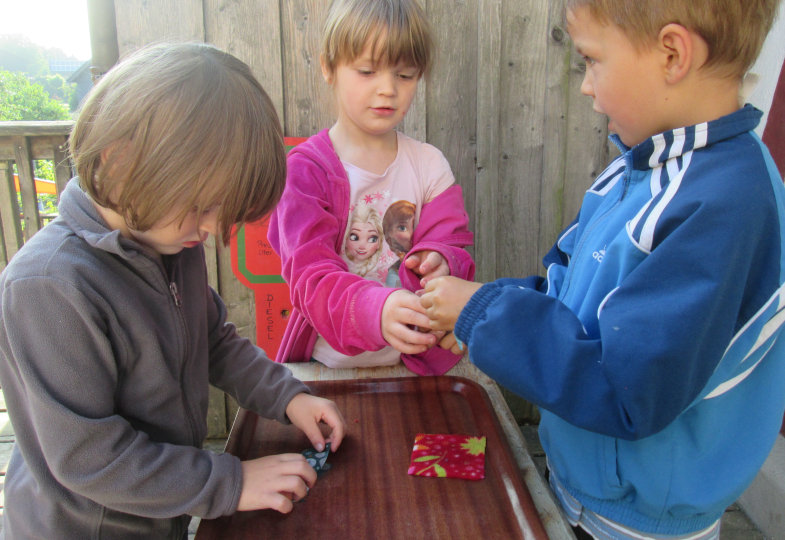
312, 131, 454, 368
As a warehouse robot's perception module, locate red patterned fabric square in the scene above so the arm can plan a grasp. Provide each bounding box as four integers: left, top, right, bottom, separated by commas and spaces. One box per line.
407, 433, 486, 480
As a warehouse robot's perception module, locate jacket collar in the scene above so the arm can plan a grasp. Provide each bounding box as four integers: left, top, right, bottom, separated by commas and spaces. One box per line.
58, 177, 156, 261
612, 104, 763, 171
288, 128, 347, 179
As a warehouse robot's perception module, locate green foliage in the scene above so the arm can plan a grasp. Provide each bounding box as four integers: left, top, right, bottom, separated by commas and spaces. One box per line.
35, 160, 55, 181
38, 194, 57, 215
0, 36, 80, 113
0, 35, 48, 76
0, 70, 70, 121
16, 191, 57, 215
12, 160, 56, 182
30, 74, 75, 104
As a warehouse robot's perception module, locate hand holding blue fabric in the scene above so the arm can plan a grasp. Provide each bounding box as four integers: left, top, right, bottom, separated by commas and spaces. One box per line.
285, 393, 346, 452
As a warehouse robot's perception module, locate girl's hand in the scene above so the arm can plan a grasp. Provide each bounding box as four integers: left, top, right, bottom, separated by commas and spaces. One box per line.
236, 453, 317, 513
285, 393, 347, 452
381, 289, 438, 354
420, 276, 483, 331
404, 250, 449, 287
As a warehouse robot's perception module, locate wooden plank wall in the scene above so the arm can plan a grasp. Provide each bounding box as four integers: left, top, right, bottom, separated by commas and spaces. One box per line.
112, 0, 611, 434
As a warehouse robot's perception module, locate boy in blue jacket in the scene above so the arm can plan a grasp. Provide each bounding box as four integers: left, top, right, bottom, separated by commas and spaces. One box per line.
421, 0, 785, 537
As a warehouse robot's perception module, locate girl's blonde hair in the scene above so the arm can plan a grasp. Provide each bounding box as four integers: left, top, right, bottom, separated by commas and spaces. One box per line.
70, 42, 286, 243
566, 0, 780, 80
321, 0, 433, 77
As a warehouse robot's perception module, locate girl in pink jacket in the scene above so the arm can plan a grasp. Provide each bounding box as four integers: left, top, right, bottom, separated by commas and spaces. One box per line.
268, 0, 474, 375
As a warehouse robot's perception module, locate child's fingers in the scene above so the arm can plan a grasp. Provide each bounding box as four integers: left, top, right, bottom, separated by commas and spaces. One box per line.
419, 268, 449, 288
431, 329, 446, 340
407, 309, 433, 330
389, 292, 433, 328
286, 395, 347, 453
321, 407, 347, 451
287, 475, 313, 502
398, 310, 438, 341
279, 460, 317, 500
237, 454, 317, 512
268, 494, 295, 514
298, 421, 327, 454
440, 332, 465, 355
420, 252, 447, 276
275, 454, 318, 487
404, 253, 422, 270
419, 290, 434, 309
397, 291, 428, 313
386, 336, 429, 355
382, 290, 439, 352
273, 475, 312, 512
422, 276, 444, 294
427, 318, 454, 332
405, 323, 438, 345
437, 332, 464, 355
439, 331, 457, 349
385, 323, 434, 354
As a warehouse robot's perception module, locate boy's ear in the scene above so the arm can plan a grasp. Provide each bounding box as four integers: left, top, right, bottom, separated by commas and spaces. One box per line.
658, 23, 707, 84
320, 55, 334, 84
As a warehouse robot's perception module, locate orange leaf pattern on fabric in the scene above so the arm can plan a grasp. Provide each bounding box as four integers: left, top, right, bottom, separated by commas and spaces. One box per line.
407, 433, 486, 480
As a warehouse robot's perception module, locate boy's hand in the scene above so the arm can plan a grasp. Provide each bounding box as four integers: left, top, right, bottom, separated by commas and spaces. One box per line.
237, 453, 316, 513
381, 289, 439, 354
286, 393, 346, 452
438, 331, 466, 356
404, 250, 449, 287
420, 276, 483, 331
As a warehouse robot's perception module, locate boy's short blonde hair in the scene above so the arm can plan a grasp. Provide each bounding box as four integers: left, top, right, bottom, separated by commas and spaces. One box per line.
70, 42, 285, 243
566, 0, 781, 79
321, 0, 432, 77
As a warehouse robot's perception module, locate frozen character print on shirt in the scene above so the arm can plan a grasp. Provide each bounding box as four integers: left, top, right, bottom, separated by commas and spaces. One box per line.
344, 206, 384, 277
383, 200, 416, 287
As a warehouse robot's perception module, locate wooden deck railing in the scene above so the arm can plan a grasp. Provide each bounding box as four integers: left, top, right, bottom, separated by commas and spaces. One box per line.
0, 121, 74, 269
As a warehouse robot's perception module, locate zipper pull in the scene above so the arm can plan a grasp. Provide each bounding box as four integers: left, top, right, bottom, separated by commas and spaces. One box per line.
169, 282, 182, 307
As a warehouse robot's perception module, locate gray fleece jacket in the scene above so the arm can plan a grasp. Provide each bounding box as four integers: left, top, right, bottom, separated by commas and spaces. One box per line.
0, 178, 309, 539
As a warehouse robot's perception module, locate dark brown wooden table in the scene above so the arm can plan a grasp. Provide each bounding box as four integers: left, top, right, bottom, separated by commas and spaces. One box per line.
196, 376, 550, 539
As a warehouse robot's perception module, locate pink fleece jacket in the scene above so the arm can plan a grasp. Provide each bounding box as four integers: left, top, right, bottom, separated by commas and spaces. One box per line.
268, 129, 475, 375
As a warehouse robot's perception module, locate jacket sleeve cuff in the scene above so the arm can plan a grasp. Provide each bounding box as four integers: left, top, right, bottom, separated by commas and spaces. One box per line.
352, 285, 398, 347
455, 281, 504, 345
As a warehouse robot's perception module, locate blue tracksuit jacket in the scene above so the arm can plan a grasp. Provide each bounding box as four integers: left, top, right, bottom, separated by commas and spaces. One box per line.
455, 105, 785, 535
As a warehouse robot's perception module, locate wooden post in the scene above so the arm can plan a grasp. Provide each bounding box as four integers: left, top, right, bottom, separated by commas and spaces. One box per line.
87, 0, 120, 83
0, 161, 22, 260
12, 137, 40, 241
53, 138, 72, 197
0, 162, 22, 267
